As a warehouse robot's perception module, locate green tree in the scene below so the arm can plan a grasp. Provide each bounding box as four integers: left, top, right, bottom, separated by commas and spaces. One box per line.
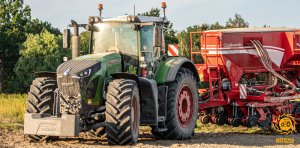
225, 13, 249, 28
26, 18, 61, 35
0, 0, 61, 92
80, 31, 91, 55
142, 8, 178, 46
176, 23, 224, 60
142, 8, 160, 17
13, 30, 71, 92
0, 0, 31, 92
210, 22, 224, 30
177, 13, 249, 61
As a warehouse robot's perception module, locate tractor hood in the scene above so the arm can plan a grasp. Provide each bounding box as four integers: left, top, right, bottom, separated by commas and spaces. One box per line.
56, 52, 122, 105
57, 52, 120, 76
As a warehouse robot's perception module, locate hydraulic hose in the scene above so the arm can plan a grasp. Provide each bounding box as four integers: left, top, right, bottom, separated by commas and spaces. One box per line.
254, 40, 278, 91
256, 41, 296, 95
251, 40, 296, 96
250, 40, 278, 91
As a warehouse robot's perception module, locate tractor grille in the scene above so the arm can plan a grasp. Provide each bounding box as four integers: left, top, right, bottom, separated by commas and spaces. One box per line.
56, 59, 101, 98
57, 76, 81, 98
57, 60, 99, 75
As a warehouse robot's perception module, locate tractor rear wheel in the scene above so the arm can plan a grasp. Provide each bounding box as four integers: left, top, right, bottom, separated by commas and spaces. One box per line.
26, 77, 57, 141
105, 79, 140, 145
152, 68, 198, 139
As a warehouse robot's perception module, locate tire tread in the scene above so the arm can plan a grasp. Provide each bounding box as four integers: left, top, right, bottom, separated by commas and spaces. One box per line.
105, 79, 139, 145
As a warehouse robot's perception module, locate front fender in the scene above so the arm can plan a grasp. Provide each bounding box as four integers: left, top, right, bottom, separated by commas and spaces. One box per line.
154, 57, 200, 84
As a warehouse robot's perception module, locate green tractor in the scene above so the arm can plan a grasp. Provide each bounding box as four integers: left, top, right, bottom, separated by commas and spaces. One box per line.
24, 3, 200, 145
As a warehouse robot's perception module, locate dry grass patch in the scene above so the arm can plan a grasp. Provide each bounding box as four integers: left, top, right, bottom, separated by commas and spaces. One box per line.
0, 94, 27, 128
196, 120, 261, 134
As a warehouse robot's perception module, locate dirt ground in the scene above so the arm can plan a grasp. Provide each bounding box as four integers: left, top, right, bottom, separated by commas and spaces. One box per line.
1, 127, 300, 148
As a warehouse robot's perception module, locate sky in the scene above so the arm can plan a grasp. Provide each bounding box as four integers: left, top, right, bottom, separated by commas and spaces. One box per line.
23, 0, 300, 32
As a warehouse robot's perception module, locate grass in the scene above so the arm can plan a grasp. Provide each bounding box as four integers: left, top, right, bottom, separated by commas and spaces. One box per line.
0, 94, 27, 129
0, 94, 259, 133
196, 120, 261, 134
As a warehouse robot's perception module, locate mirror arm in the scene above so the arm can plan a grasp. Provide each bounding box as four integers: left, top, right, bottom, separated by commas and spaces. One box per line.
69, 20, 87, 36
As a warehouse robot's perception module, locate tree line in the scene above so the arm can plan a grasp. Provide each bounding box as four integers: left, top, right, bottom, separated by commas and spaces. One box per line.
0, 1, 249, 93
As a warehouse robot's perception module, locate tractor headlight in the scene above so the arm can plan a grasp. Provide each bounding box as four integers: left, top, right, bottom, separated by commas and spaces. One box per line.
78, 68, 91, 78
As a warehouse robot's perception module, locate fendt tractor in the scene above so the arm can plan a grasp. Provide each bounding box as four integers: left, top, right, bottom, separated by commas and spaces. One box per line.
24, 3, 199, 145
23, 2, 300, 145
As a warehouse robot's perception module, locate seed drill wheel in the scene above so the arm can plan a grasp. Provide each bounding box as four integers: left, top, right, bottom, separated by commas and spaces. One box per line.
200, 115, 210, 125
105, 79, 140, 145
26, 77, 58, 141
152, 68, 199, 139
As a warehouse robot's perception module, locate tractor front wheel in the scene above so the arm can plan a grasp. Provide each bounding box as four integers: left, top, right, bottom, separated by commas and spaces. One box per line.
105, 79, 140, 145
26, 77, 58, 141
152, 68, 199, 139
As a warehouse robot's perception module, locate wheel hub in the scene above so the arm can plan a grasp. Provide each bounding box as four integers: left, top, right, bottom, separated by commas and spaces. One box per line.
177, 85, 194, 128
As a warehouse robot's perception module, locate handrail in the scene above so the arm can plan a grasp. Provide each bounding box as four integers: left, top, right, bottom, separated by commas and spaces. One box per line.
189, 32, 203, 63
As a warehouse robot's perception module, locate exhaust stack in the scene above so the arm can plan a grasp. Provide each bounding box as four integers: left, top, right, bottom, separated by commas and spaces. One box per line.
70, 20, 80, 59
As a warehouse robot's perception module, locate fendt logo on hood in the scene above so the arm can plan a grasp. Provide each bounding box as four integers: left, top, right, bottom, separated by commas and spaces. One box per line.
64, 68, 72, 76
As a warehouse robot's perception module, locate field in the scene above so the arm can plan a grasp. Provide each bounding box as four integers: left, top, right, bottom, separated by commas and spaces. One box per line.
0, 94, 26, 129
0, 94, 299, 147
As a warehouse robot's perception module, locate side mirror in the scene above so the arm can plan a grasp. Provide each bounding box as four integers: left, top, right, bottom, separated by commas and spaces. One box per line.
154, 26, 163, 47
63, 29, 71, 48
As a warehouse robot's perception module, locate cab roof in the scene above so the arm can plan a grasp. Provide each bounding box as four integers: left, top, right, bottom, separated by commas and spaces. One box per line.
102, 15, 166, 23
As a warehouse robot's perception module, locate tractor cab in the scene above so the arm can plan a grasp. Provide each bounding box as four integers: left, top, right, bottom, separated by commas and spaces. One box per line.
87, 15, 166, 77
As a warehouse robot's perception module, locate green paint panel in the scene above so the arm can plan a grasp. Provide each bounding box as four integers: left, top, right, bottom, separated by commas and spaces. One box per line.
154, 57, 189, 84
77, 52, 122, 105
154, 57, 179, 84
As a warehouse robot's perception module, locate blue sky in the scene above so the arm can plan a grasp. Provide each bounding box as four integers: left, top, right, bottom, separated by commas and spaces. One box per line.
24, 0, 300, 31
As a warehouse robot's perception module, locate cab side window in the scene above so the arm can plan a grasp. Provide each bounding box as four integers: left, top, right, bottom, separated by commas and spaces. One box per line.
141, 26, 156, 63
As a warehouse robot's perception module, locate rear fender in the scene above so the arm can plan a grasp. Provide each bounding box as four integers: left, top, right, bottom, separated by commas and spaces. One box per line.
154, 57, 200, 84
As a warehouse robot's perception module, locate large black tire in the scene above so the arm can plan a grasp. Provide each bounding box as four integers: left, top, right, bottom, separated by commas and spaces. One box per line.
152, 68, 199, 139
26, 77, 57, 141
105, 79, 140, 145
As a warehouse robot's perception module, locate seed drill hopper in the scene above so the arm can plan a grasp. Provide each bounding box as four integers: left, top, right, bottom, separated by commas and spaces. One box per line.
192, 28, 300, 131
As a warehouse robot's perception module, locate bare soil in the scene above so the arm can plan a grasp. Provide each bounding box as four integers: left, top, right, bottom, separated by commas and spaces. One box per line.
1, 127, 300, 148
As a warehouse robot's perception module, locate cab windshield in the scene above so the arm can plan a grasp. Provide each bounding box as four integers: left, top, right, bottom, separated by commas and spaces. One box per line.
92, 23, 138, 56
